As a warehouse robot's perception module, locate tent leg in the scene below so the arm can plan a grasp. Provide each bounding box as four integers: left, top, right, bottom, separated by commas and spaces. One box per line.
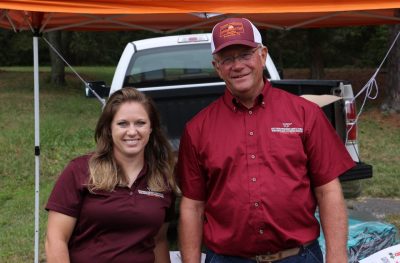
33, 35, 40, 263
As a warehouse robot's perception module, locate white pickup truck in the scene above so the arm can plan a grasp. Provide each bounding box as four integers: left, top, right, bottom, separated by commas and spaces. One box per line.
90, 33, 372, 182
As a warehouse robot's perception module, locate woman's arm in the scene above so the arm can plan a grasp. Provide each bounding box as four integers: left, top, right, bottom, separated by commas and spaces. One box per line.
154, 223, 171, 263
45, 211, 77, 263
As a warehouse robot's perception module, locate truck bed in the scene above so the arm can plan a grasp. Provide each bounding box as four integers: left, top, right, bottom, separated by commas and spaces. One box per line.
138, 79, 372, 182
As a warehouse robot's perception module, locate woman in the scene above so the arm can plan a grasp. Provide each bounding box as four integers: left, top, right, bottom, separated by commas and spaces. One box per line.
45, 88, 177, 263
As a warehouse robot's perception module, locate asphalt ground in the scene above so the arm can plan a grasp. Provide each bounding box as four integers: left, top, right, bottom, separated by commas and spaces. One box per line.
346, 197, 400, 220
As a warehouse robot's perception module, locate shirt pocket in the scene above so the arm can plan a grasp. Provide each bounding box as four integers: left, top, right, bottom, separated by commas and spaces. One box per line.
269, 134, 307, 172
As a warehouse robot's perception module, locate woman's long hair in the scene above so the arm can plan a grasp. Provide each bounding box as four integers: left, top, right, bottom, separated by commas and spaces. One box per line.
88, 88, 177, 193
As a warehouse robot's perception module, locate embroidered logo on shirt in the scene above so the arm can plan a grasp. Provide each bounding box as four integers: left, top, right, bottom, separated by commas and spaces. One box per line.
271, 122, 303, 133
138, 189, 164, 198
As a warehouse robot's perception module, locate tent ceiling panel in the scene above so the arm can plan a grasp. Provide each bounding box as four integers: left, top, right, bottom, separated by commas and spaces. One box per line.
0, 0, 399, 14
0, 1, 399, 33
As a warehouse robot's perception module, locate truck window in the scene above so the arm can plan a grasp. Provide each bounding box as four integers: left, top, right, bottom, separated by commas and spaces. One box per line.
124, 43, 221, 87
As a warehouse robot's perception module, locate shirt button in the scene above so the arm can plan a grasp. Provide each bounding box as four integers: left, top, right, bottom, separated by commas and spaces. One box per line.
251, 177, 257, 182
250, 154, 256, 159
259, 229, 264, 234
254, 202, 259, 207
249, 131, 254, 136
129, 191, 133, 196
248, 110, 253, 115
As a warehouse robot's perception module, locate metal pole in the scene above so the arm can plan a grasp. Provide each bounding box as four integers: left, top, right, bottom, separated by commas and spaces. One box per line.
33, 35, 40, 263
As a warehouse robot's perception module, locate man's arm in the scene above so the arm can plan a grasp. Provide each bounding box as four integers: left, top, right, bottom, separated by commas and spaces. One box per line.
178, 196, 205, 263
314, 178, 348, 263
154, 223, 171, 263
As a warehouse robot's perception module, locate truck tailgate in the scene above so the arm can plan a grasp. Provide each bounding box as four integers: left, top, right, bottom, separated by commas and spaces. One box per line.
340, 162, 373, 181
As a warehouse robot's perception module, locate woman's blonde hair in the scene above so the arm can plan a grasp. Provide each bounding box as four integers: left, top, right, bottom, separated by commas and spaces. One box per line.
88, 88, 177, 193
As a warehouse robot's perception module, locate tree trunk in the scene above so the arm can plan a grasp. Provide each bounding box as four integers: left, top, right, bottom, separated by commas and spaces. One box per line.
308, 29, 325, 79
62, 31, 72, 63
48, 30, 66, 86
381, 11, 400, 113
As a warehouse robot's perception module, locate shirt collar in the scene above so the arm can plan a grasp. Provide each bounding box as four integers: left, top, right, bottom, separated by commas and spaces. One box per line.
223, 78, 271, 111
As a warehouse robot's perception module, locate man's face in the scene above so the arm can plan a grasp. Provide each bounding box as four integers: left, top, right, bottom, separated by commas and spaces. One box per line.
213, 44, 267, 101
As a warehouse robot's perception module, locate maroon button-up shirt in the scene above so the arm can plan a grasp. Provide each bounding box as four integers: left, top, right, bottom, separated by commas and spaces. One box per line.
177, 80, 354, 257
46, 154, 174, 263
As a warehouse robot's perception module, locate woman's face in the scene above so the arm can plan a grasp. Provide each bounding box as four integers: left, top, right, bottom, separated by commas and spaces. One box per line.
111, 102, 152, 161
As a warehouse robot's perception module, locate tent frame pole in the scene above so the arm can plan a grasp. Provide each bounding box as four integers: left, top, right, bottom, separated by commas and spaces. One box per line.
33, 34, 40, 263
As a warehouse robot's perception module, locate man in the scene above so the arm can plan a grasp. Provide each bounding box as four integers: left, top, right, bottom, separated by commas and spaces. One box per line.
177, 17, 354, 263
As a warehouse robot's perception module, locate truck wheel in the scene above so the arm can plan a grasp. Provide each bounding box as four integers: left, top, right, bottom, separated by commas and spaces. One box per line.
341, 180, 362, 199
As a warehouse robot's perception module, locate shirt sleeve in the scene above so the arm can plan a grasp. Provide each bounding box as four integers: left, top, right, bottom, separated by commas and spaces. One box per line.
176, 126, 206, 201
305, 105, 355, 187
45, 157, 88, 218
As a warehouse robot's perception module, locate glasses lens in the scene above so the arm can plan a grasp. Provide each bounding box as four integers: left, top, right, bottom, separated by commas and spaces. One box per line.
240, 52, 254, 61
219, 47, 260, 66
221, 57, 233, 66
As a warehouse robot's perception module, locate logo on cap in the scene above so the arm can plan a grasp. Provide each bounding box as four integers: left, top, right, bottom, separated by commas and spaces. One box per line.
211, 17, 262, 54
220, 22, 245, 38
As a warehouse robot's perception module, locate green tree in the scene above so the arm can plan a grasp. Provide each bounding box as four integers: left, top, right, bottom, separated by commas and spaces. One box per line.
307, 29, 328, 79
48, 31, 66, 86
381, 10, 400, 113
0, 29, 49, 66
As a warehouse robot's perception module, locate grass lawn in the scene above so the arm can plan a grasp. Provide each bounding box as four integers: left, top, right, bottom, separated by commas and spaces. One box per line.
0, 68, 399, 262
358, 109, 400, 197
0, 69, 102, 262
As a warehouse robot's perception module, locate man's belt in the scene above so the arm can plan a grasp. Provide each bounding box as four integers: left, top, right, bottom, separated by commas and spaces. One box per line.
251, 241, 314, 263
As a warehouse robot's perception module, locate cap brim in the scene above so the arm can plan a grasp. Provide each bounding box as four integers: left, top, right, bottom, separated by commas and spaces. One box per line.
212, 40, 258, 54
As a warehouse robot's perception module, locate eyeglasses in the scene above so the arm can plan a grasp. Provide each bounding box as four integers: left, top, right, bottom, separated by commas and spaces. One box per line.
216, 46, 261, 67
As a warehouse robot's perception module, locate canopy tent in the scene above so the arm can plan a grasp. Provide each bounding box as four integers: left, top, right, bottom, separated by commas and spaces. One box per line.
0, 1, 399, 262
1, 1, 400, 33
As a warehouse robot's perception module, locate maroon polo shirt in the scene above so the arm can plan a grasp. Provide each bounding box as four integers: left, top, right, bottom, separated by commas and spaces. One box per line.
177, 80, 354, 257
46, 154, 174, 263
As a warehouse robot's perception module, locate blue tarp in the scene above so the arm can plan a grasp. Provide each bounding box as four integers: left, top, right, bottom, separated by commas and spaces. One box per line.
317, 213, 399, 263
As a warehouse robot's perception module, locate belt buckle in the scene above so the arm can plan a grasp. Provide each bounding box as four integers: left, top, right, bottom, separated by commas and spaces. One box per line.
255, 253, 281, 263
